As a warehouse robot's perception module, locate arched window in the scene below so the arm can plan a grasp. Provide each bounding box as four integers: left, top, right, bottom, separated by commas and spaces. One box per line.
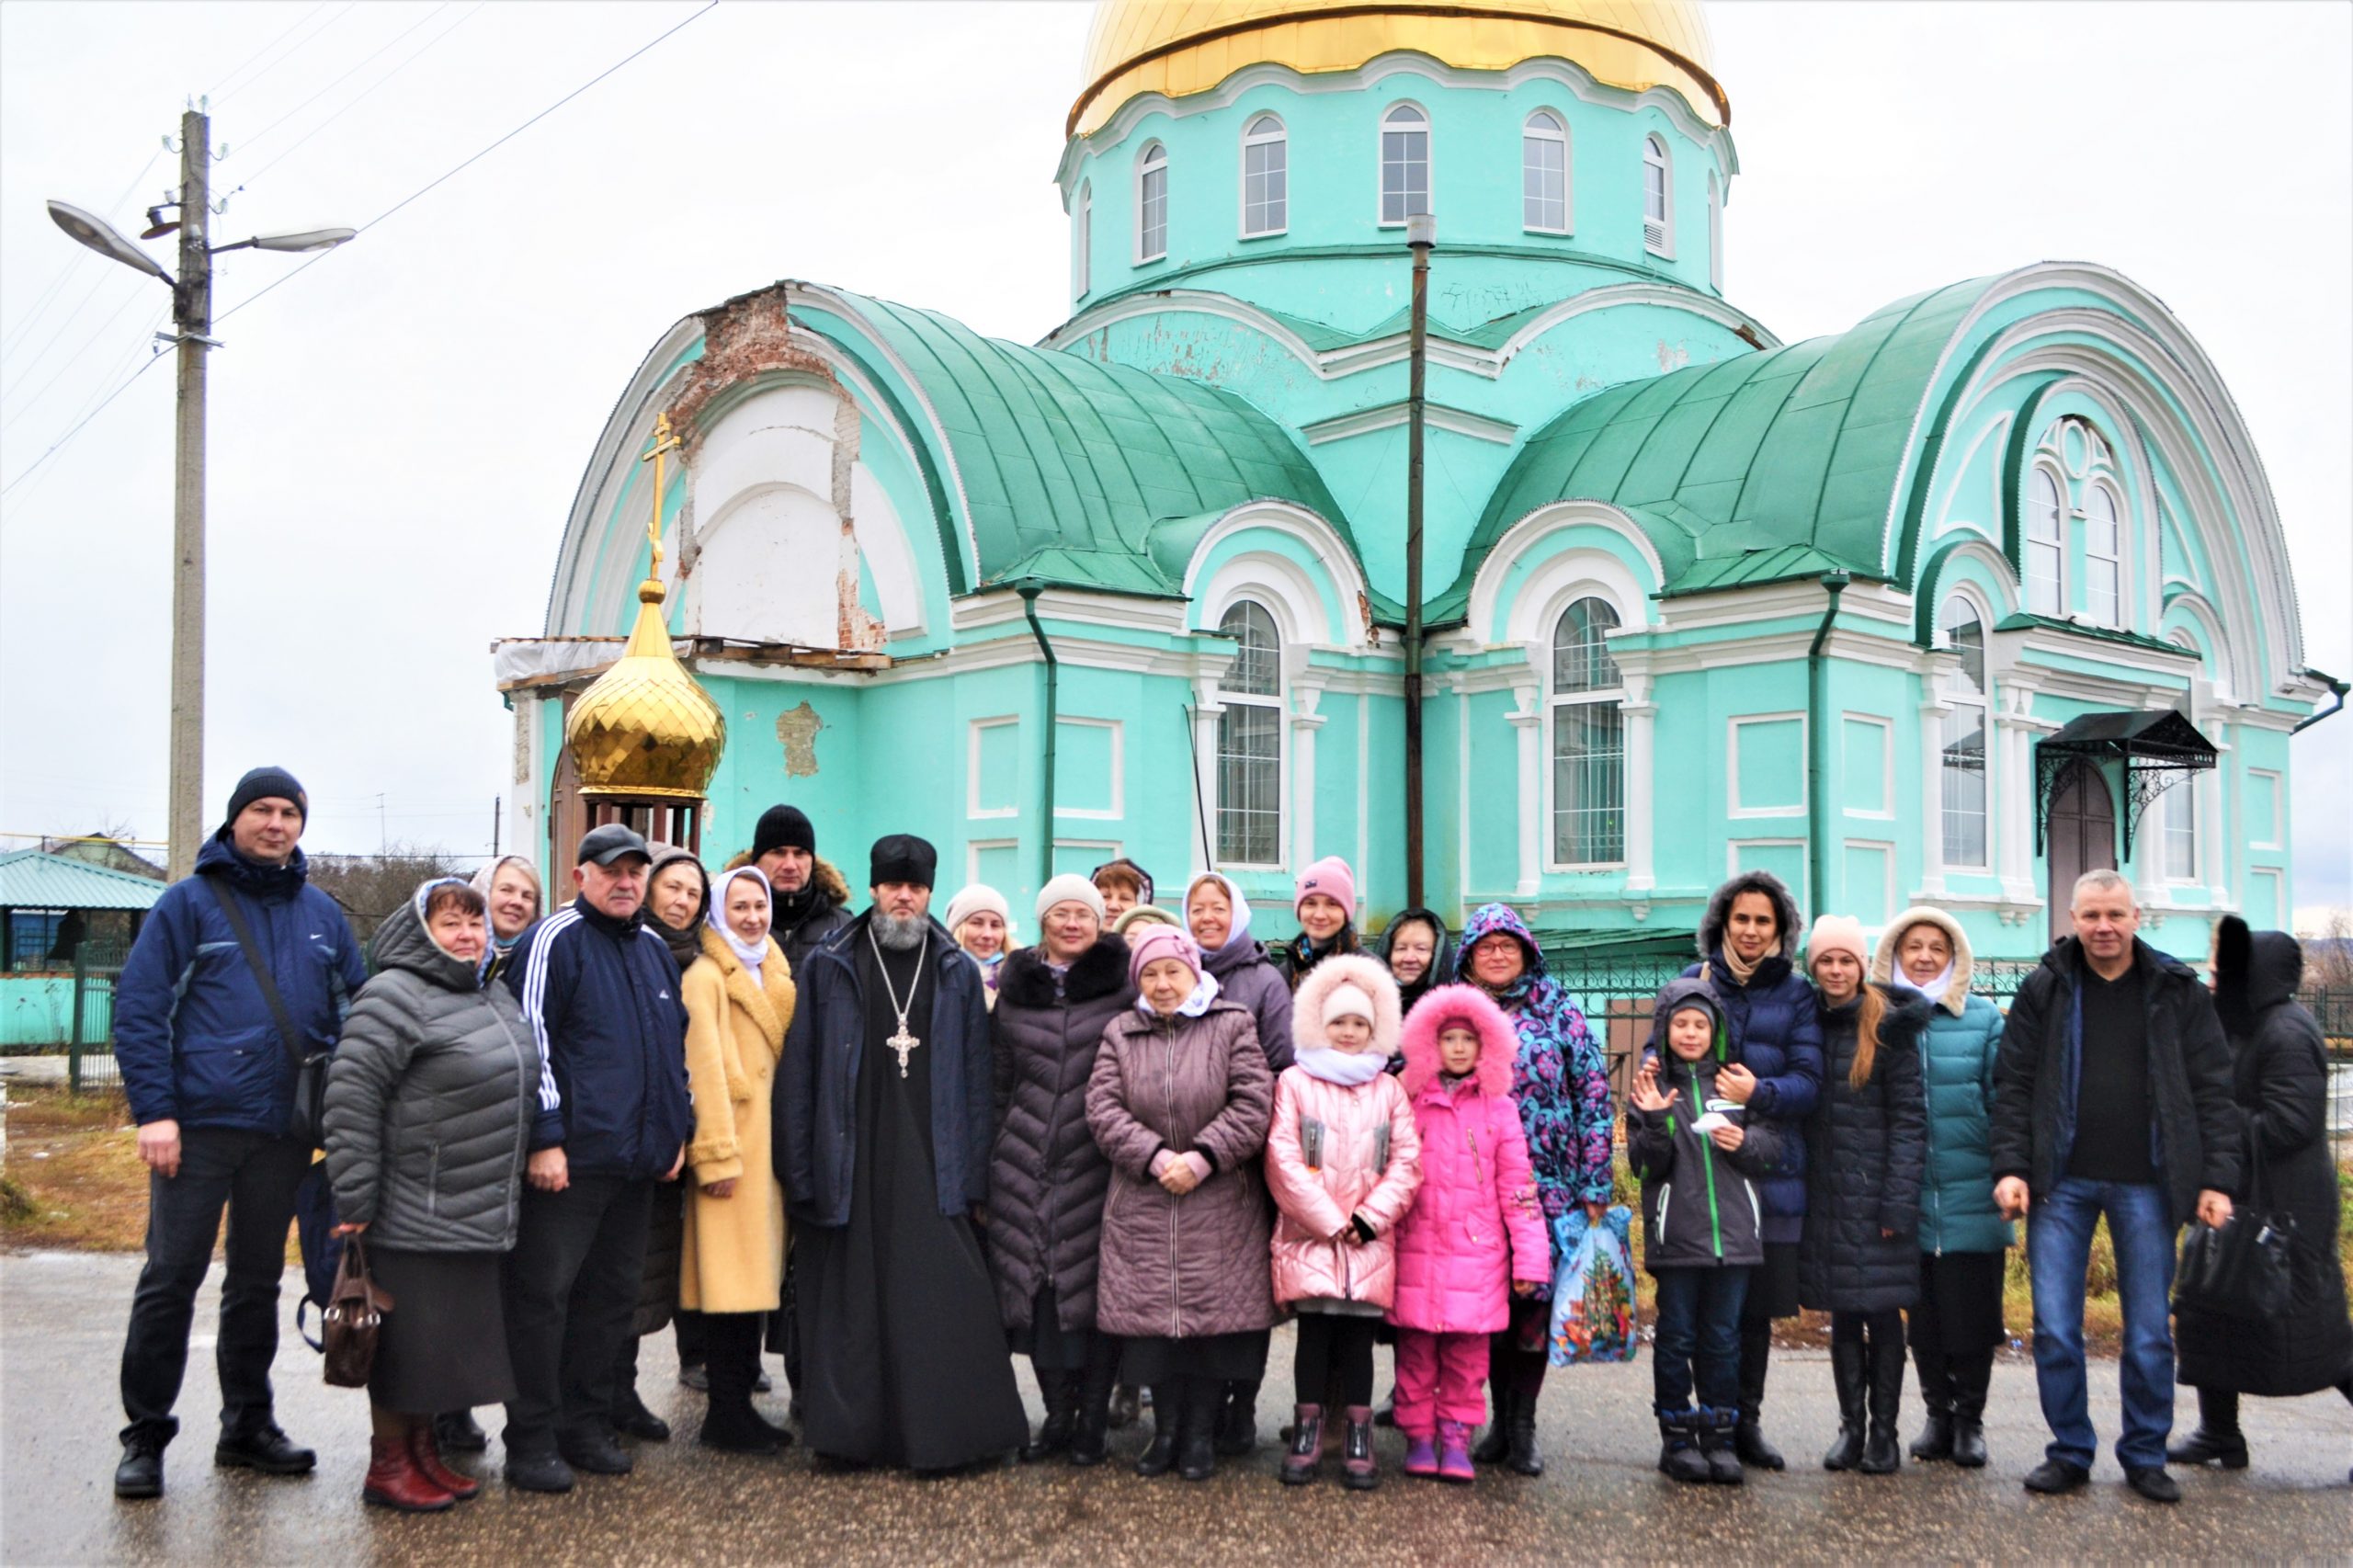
1214, 599, 1282, 865
1550, 597, 1625, 864
1939, 596, 1989, 869
2163, 635, 2200, 881
1522, 109, 1568, 232
1380, 103, 1429, 225
1136, 142, 1167, 263
2085, 483, 2122, 624
2025, 466, 2064, 615
1074, 180, 1091, 301
1706, 171, 1722, 289
1642, 134, 1672, 255
1242, 113, 1287, 236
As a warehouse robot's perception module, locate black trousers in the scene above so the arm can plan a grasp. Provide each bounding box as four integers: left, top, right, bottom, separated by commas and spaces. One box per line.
119, 1128, 312, 1448
501, 1174, 653, 1456
1292, 1316, 1378, 1407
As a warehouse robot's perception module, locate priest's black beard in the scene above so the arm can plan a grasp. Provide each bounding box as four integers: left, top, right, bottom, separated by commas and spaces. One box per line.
873, 911, 928, 950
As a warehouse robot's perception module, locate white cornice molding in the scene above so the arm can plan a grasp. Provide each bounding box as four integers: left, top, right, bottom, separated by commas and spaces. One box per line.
1301, 402, 1518, 446
950, 585, 1192, 637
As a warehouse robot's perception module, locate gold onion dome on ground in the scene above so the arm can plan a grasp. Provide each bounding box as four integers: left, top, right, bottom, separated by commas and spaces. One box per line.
564, 576, 726, 801
1072, 0, 1727, 136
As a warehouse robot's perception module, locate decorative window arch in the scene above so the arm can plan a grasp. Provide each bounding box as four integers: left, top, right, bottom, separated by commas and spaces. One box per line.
1939, 594, 1990, 869
1242, 113, 1287, 236
1380, 103, 1429, 225
1213, 598, 1283, 866
2024, 464, 2064, 615
1074, 179, 1091, 300
2023, 415, 2132, 626
1642, 134, 1672, 256
1549, 597, 1626, 864
1706, 170, 1722, 289
1522, 109, 1568, 233
2085, 482, 2123, 625
1136, 142, 1168, 263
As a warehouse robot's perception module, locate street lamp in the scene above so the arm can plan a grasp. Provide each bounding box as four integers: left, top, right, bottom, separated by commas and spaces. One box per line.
46, 106, 352, 880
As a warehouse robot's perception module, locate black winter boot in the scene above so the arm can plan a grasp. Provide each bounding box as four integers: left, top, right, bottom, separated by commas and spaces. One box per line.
1472, 1387, 1512, 1464
1655, 1408, 1711, 1485
433, 1410, 489, 1455
1908, 1347, 1953, 1461
1823, 1340, 1868, 1471
1733, 1323, 1785, 1471
699, 1325, 782, 1455
1021, 1372, 1081, 1462
1949, 1349, 1993, 1468
1503, 1384, 1544, 1477
1134, 1386, 1180, 1477
1699, 1406, 1745, 1486
1214, 1380, 1259, 1457
1860, 1333, 1904, 1475
2166, 1387, 2247, 1469
1069, 1354, 1118, 1468
1177, 1380, 1220, 1482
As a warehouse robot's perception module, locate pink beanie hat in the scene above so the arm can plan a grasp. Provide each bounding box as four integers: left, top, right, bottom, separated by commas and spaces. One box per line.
1294, 855, 1357, 919
1806, 914, 1869, 971
1127, 924, 1202, 990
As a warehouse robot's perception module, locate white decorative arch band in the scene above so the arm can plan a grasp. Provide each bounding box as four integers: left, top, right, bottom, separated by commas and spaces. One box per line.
1465, 499, 1664, 645
1180, 501, 1370, 649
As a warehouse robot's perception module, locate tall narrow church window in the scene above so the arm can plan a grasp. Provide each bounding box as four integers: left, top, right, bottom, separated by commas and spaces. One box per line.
1940, 596, 1989, 869
2163, 773, 2197, 881
1380, 103, 1429, 225
1215, 599, 1282, 865
1706, 171, 1722, 289
1242, 114, 1288, 235
2025, 467, 2064, 615
1550, 597, 1625, 864
2085, 483, 2122, 625
1642, 135, 1672, 255
1523, 110, 1567, 232
1074, 180, 1091, 300
1137, 142, 1167, 263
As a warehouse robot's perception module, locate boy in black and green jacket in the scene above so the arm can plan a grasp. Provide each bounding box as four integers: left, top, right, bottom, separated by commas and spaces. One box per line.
1628, 977, 1781, 1485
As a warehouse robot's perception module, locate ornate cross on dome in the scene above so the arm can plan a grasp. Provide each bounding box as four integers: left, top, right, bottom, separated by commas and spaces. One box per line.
640, 411, 684, 574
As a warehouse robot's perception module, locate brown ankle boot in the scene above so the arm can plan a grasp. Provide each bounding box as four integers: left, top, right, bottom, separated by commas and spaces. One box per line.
407, 1426, 480, 1501
364, 1435, 454, 1513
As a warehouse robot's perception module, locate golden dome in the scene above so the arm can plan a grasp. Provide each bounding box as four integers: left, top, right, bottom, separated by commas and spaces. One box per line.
564, 576, 727, 801
1072, 0, 1726, 137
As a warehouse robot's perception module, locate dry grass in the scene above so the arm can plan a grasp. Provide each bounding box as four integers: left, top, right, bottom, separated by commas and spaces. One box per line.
1, 1085, 152, 1252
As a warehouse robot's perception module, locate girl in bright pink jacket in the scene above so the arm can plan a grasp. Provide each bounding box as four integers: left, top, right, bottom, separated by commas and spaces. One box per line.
1265, 955, 1421, 1490
1388, 983, 1552, 1484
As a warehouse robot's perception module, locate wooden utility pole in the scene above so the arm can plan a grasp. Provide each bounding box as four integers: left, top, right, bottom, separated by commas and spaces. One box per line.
165, 107, 213, 881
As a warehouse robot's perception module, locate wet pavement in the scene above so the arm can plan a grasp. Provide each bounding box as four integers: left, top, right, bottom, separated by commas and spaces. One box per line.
5, 1250, 2347, 1565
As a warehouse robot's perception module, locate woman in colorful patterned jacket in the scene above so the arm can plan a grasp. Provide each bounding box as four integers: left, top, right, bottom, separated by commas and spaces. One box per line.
1448, 902, 1613, 1477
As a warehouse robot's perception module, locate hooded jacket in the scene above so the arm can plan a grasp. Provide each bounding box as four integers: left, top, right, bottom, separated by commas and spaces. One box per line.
116, 832, 368, 1136
1627, 978, 1782, 1274
1265, 956, 1422, 1312
1389, 984, 1552, 1333
726, 849, 852, 977
1449, 903, 1614, 1228
323, 884, 538, 1252
506, 892, 694, 1181
985, 935, 1134, 1335
1990, 934, 2239, 1228
1378, 907, 1453, 1028
1654, 871, 1824, 1244
2171, 919, 2349, 1396
1797, 983, 1931, 1312
1187, 872, 1295, 1072
1870, 908, 2013, 1255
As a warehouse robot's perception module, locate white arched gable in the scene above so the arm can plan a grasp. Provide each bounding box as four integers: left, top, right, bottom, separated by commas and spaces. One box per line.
1922, 536, 2021, 626
1200, 551, 1327, 650
2163, 590, 2236, 702
1466, 501, 1663, 645
1180, 502, 1369, 649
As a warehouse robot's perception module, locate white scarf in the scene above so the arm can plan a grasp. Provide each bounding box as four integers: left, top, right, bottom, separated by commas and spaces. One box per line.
1901, 959, 1955, 1007
1294, 1045, 1389, 1087
705, 866, 773, 978
1139, 968, 1222, 1019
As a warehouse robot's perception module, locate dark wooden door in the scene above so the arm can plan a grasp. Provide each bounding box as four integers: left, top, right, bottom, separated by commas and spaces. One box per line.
2046, 760, 2117, 942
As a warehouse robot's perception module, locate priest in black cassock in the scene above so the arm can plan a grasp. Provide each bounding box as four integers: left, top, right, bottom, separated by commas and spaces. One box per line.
776, 833, 1026, 1471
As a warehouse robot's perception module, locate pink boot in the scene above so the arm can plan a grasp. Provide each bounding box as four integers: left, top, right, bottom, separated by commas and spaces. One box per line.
1403, 1429, 1438, 1477
1437, 1419, 1476, 1484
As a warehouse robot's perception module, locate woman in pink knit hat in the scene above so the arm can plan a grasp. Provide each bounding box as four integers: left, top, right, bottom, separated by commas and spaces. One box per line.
1270, 856, 1362, 993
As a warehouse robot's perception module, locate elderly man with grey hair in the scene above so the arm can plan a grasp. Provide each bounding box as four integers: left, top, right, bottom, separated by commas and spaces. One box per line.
1990, 868, 2239, 1506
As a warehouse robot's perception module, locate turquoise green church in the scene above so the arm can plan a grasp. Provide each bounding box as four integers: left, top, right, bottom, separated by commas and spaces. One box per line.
494, 0, 2336, 966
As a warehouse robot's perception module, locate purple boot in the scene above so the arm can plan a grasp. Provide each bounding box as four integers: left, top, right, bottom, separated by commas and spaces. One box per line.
1403, 1429, 1438, 1478
1437, 1419, 1476, 1484
1340, 1405, 1378, 1492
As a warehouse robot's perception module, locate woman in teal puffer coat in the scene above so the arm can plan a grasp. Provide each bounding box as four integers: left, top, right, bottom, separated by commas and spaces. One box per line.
1870, 907, 2011, 1471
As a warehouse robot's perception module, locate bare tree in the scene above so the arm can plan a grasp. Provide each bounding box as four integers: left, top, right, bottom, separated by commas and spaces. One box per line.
307, 844, 475, 950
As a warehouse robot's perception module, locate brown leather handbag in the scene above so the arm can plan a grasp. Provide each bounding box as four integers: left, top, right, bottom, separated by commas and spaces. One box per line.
322, 1236, 394, 1389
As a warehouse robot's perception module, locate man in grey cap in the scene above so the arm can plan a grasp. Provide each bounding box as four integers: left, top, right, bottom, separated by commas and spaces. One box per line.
499, 824, 693, 1493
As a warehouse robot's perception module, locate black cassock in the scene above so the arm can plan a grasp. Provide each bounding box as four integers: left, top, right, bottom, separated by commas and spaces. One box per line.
794, 932, 1026, 1469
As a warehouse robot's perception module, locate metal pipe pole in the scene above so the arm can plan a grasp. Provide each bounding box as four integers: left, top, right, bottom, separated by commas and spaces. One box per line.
1403, 214, 1434, 911
166, 108, 212, 881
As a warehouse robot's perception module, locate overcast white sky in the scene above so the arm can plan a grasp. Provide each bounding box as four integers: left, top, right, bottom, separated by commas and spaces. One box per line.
2, 1, 2347, 912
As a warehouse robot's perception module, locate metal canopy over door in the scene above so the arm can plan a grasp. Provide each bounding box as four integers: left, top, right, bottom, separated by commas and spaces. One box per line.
2044, 761, 2117, 943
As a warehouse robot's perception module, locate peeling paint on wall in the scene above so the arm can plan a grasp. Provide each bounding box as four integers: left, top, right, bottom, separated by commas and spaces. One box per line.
777, 701, 824, 777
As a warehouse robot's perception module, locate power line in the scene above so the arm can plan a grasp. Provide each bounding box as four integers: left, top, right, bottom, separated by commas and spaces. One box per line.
232, 2, 487, 192
0, 352, 169, 501
206, 2, 333, 101
212, 3, 357, 108
233, 4, 452, 160
0, 149, 161, 362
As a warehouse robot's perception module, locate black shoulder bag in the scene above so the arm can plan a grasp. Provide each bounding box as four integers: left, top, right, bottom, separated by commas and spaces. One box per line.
208, 878, 330, 1151
2172, 1119, 2296, 1322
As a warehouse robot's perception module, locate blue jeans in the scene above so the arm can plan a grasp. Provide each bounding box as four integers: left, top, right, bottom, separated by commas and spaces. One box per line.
2025, 1177, 2177, 1470
1651, 1267, 1748, 1415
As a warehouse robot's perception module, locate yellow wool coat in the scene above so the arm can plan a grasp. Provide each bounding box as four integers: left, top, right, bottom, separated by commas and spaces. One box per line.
679, 926, 795, 1314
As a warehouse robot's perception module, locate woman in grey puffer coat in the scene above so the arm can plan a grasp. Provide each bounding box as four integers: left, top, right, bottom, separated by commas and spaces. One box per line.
324, 878, 538, 1510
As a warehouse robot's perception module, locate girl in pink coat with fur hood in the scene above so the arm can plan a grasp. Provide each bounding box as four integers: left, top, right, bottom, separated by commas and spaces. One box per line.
1264, 955, 1422, 1490
1388, 983, 1551, 1484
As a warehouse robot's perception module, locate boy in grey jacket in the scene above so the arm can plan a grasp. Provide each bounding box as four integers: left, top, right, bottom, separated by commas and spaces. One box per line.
1629, 978, 1781, 1486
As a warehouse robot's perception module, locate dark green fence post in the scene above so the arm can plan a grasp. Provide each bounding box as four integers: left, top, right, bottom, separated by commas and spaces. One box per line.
69, 948, 87, 1096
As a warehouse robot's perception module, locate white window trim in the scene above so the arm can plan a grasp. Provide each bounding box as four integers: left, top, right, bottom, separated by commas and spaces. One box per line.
1053, 716, 1125, 820
1706, 171, 1722, 290
2024, 461, 2066, 616
2083, 477, 2124, 627
1842, 710, 1897, 821
1642, 134, 1674, 257
1522, 108, 1570, 234
1544, 594, 1628, 870
1938, 589, 1995, 870
1843, 837, 1899, 924
1240, 112, 1288, 238
1727, 837, 1805, 879
1134, 142, 1167, 265
1210, 595, 1289, 870
1727, 712, 1808, 819
2245, 767, 2283, 849
2245, 866, 2282, 927
1377, 101, 1431, 229
964, 837, 1019, 890
1074, 179, 1091, 301
966, 716, 1020, 820
2160, 772, 2198, 884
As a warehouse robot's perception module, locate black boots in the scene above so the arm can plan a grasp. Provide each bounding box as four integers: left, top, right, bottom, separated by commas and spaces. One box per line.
1949, 1349, 1993, 1469
1503, 1385, 1544, 1476
2166, 1387, 2248, 1469
1909, 1347, 1954, 1462
1823, 1340, 1868, 1471
1734, 1323, 1786, 1471
1069, 1356, 1118, 1467
114, 1439, 164, 1500
1860, 1333, 1904, 1475
433, 1410, 490, 1454
699, 1316, 786, 1455
1134, 1385, 1180, 1477
1176, 1381, 1220, 1482
1472, 1388, 1511, 1464
1213, 1381, 1258, 1457
1656, 1408, 1711, 1484
1021, 1372, 1081, 1462
1699, 1406, 1745, 1485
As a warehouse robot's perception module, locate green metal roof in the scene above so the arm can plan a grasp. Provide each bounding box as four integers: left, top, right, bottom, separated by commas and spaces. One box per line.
796, 293, 1354, 597
1442, 275, 2003, 611
0, 849, 168, 913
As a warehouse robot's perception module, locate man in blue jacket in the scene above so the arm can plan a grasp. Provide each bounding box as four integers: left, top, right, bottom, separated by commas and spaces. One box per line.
112, 767, 366, 1501
498, 823, 691, 1494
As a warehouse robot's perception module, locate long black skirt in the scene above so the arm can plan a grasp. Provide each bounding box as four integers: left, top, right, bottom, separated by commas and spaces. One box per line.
366, 1247, 515, 1414
1906, 1249, 2008, 1355
1121, 1329, 1270, 1386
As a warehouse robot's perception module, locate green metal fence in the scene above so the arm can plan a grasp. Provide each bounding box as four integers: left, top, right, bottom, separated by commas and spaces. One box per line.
67, 955, 120, 1094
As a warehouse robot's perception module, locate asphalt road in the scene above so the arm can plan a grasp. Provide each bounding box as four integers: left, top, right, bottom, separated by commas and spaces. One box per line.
4, 1250, 2347, 1566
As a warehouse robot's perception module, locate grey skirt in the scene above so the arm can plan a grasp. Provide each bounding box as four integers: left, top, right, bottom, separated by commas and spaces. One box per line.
366, 1247, 516, 1414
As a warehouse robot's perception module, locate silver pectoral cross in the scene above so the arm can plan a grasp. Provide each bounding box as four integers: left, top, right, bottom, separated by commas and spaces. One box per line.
888, 1021, 920, 1078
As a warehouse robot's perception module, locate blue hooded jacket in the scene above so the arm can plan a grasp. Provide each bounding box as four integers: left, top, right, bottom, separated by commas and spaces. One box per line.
115, 832, 366, 1135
